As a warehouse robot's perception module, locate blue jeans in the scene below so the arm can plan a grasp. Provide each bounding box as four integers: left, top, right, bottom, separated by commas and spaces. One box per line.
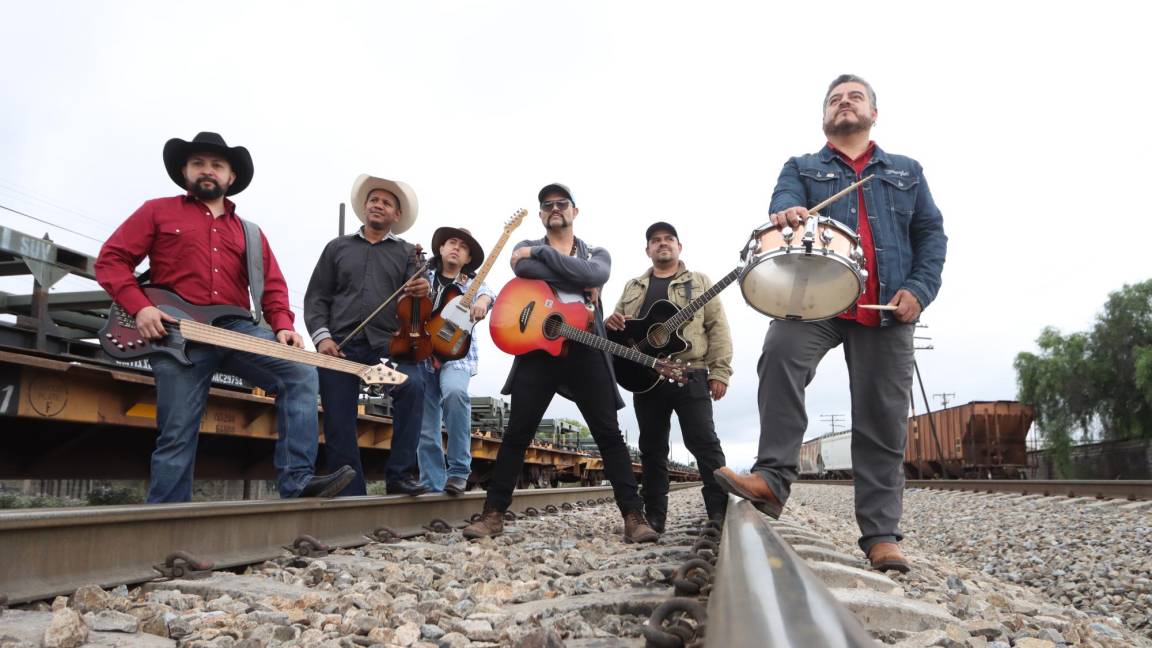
317, 336, 425, 495
417, 363, 473, 491
148, 318, 319, 502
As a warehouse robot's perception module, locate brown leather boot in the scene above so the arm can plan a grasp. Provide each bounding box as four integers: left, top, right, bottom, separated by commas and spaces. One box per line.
462, 508, 504, 539
622, 510, 660, 544
867, 542, 910, 573
712, 467, 783, 518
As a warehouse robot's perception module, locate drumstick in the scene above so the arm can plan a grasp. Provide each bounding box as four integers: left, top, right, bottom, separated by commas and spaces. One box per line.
808, 174, 875, 215
858, 304, 897, 311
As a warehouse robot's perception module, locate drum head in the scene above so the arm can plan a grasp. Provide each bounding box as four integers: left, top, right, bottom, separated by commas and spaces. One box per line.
740, 251, 863, 321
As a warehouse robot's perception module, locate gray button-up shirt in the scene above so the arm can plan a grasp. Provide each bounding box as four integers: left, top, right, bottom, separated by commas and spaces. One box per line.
305, 229, 419, 351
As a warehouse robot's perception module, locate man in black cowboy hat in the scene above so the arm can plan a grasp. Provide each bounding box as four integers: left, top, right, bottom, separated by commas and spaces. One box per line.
304, 174, 432, 496
95, 132, 356, 503
416, 226, 495, 494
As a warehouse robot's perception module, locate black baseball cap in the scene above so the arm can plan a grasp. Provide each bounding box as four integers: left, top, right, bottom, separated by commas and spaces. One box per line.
538, 183, 575, 206
645, 221, 679, 241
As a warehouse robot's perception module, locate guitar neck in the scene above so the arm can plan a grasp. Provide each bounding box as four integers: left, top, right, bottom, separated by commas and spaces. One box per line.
556, 322, 662, 368
664, 267, 741, 331
179, 320, 368, 377
458, 228, 516, 308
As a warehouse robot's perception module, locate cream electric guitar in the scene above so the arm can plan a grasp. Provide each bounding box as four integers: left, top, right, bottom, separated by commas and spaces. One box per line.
426, 209, 528, 361
100, 286, 406, 385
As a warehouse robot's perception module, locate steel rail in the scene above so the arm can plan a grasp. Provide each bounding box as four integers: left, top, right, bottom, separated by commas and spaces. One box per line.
0, 483, 698, 605
800, 479, 1152, 500
705, 497, 875, 648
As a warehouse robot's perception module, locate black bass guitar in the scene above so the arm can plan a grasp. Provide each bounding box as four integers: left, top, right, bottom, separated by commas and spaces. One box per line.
606, 268, 739, 393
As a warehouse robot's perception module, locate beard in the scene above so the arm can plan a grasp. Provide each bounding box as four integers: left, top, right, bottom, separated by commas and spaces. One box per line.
823, 111, 873, 138
189, 177, 226, 200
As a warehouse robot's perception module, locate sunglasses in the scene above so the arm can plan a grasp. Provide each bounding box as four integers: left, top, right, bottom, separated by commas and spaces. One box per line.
540, 200, 571, 212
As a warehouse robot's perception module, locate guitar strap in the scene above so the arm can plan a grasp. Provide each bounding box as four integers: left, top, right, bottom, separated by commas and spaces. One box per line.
240, 218, 268, 328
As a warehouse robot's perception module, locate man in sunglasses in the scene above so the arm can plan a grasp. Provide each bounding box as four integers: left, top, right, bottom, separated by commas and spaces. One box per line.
605, 221, 732, 533
462, 183, 659, 544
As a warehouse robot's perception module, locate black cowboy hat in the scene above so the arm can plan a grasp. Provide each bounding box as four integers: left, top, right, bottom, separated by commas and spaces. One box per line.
162, 132, 254, 196
431, 226, 485, 275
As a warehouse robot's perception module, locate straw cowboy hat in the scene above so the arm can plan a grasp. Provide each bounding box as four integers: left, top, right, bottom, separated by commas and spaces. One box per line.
431, 226, 485, 275
350, 174, 418, 234
162, 132, 254, 196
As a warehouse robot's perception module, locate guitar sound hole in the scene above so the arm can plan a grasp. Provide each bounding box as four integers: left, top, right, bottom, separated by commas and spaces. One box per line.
542, 314, 564, 340
647, 327, 670, 347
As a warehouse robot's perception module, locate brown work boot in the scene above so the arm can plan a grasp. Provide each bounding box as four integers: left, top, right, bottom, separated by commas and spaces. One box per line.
712, 467, 783, 518
867, 542, 910, 573
622, 510, 660, 544
462, 507, 504, 540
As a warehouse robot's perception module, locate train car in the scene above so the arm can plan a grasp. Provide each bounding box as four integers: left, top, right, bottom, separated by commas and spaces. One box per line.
905, 401, 1033, 479
797, 430, 852, 478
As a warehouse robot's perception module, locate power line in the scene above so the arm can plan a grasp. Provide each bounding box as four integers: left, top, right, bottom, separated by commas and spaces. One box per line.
0, 203, 106, 244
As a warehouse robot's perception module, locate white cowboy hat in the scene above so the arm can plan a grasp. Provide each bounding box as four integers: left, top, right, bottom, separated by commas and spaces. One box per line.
350, 174, 418, 234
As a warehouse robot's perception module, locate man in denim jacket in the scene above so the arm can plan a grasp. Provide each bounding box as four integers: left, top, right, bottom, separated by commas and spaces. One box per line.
714, 75, 947, 573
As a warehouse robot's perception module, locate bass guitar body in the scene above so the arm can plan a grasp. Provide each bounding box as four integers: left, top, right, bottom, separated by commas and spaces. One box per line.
101, 286, 253, 365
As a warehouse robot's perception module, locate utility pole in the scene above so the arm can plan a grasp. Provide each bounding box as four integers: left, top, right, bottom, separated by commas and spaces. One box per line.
819, 413, 846, 434
933, 392, 956, 409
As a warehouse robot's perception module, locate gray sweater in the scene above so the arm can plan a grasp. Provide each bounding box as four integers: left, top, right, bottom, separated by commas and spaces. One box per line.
500, 236, 625, 410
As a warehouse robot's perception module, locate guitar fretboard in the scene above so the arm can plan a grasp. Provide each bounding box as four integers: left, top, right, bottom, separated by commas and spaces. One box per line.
180, 320, 370, 377
554, 321, 661, 368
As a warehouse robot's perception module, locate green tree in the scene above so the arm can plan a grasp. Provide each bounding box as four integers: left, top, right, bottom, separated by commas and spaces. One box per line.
1015, 280, 1152, 474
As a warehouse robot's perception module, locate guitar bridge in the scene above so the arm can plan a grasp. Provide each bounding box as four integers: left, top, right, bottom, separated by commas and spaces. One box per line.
437, 323, 457, 341
518, 301, 535, 333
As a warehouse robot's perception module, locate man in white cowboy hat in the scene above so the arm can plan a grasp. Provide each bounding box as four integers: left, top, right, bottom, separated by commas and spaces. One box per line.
96, 131, 356, 502
416, 226, 495, 494
305, 174, 431, 496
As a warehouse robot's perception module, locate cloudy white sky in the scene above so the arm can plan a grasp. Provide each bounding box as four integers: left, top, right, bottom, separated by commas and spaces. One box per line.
2, 1, 1148, 467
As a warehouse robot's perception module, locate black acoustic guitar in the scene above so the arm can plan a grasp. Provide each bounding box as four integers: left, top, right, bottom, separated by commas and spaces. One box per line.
606, 268, 739, 393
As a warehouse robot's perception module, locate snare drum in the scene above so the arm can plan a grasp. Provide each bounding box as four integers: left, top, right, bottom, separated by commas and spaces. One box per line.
739, 216, 867, 321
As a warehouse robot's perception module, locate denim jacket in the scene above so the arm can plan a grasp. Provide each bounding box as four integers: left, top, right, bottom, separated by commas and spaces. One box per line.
769, 143, 947, 325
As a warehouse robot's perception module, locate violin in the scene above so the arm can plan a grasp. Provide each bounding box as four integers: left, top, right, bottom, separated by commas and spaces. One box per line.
388, 244, 435, 362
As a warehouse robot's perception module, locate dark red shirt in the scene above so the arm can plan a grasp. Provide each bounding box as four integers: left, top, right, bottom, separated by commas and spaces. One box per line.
830, 141, 882, 327
95, 194, 294, 332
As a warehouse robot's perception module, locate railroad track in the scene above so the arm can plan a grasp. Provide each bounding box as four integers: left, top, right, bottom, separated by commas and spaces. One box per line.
0, 485, 689, 606
800, 478, 1152, 501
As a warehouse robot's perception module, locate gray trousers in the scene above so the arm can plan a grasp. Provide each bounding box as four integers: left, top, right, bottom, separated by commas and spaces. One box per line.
754, 318, 914, 552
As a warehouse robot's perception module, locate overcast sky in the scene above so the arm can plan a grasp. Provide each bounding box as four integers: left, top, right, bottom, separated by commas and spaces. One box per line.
2, 1, 1148, 467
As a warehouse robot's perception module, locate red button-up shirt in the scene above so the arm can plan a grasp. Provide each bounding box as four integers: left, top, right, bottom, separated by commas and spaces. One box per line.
830, 141, 882, 327
95, 194, 295, 332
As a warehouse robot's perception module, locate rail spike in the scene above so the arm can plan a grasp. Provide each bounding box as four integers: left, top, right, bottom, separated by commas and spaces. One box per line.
286, 535, 330, 557
153, 551, 214, 580
643, 597, 707, 648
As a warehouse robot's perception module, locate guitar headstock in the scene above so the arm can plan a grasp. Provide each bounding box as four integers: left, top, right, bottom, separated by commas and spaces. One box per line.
654, 358, 689, 385
506, 209, 528, 231
360, 362, 408, 386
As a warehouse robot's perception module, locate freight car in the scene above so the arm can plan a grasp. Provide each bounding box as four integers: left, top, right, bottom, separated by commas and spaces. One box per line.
798, 401, 1033, 479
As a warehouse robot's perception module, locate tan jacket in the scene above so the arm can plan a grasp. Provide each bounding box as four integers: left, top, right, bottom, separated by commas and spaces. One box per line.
612, 261, 733, 385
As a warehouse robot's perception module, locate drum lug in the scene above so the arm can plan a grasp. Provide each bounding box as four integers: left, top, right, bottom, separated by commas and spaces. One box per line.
781, 226, 794, 243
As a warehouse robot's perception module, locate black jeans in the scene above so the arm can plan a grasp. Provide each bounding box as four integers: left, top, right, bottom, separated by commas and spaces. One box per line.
634, 369, 728, 524
484, 347, 643, 514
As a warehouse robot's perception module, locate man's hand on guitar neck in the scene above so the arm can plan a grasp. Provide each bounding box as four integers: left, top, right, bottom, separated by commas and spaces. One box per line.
277, 330, 305, 348
135, 305, 178, 340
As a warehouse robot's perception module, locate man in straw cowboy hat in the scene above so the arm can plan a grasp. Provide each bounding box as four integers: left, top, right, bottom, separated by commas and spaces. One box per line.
96, 131, 356, 502
713, 75, 947, 573
305, 174, 431, 496
416, 226, 495, 494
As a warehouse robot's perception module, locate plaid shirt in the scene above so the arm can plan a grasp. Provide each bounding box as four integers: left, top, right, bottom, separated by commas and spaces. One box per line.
421, 268, 495, 376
